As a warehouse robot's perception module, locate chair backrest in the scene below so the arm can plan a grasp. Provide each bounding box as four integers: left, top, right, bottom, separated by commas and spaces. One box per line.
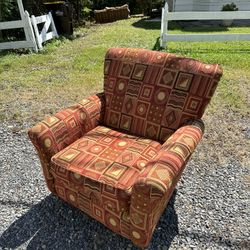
103, 48, 223, 142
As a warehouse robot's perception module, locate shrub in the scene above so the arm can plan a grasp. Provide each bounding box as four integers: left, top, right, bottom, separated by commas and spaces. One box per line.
221, 2, 238, 11
0, 0, 19, 22
0, 0, 145, 26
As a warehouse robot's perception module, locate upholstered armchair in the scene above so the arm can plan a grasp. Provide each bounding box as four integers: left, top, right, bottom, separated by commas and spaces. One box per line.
28, 48, 223, 248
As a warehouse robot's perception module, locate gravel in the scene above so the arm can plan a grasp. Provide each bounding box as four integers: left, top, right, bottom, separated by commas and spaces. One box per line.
0, 123, 249, 250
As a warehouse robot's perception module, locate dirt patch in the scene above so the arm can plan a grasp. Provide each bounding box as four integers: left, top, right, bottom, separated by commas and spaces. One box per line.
195, 110, 250, 168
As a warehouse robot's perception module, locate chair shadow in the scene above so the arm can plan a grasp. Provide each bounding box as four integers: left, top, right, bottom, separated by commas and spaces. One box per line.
0, 191, 179, 250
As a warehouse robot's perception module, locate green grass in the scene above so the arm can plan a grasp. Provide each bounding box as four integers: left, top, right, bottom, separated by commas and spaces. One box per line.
0, 18, 249, 125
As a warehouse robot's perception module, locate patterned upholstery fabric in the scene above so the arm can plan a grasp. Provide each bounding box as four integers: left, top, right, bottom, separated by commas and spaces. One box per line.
51, 125, 161, 190
130, 120, 204, 247
104, 48, 222, 142
28, 93, 105, 193
28, 48, 223, 248
50, 126, 161, 240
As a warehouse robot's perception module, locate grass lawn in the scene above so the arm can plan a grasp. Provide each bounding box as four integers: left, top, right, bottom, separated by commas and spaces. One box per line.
0, 18, 249, 166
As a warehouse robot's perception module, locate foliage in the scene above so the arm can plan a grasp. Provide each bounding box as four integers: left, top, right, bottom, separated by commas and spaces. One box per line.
152, 0, 162, 9
221, 2, 238, 11
135, 0, 151, 15
0, 0, 163, 23
82, 6, 92, 19
71, 0, 93, 21
0, 1, 21, 41
0, 0, 47, 21
0, 0, 19, 22
0, 0, 143, 23
135, 0, 162, 16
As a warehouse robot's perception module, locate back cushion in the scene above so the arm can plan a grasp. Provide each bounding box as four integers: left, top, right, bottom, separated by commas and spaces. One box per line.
103, 48, 223, 142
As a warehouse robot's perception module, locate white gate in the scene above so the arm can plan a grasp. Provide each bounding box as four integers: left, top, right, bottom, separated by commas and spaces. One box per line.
160, 2, 250, 48
0, 0, 38, 52
31, 12, 59, 50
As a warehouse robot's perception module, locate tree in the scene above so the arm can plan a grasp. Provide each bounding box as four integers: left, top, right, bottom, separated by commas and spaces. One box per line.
0, 0, 19, 21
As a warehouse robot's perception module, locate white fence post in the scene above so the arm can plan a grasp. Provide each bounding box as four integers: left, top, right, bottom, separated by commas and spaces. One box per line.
31, 15, 42, 50
17, 0, 25, 17
17, 0, 37, 51
24, 11, 38, 52
160, 2, 169, 48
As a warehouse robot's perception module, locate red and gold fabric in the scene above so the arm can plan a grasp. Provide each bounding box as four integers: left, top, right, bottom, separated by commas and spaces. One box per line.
28, 48, 223, 248
104, 48, 222, 142
130, 120, 204, 247
28, 93, 105, 193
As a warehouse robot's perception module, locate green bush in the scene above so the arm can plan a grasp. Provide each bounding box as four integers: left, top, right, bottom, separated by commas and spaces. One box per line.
0, 0, 151, 25
0, 0, 19, 22
221, 2, 238, 11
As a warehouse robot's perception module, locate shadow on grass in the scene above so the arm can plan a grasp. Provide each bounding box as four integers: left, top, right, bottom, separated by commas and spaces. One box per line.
0, 191, 179, 250
152, 35, 250, 56
132, 18, 183, 31
151, 36, 250, 54
132, 18, 161, 30
0, 49, 32, 57
132, 19, 230, 33
178, 21, 229, 32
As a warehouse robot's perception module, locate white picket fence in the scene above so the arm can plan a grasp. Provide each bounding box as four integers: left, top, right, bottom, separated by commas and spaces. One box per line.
160, 2, 250, 48
31, 12, 58, 50
0, 0, 38, 52
0, 0, 58, 52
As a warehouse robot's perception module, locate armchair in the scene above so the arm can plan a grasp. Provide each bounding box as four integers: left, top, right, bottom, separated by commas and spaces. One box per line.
28, 48, 222, 248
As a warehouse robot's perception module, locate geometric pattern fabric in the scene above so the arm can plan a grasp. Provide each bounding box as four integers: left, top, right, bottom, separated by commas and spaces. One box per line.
28, 93, 105, 193
104, 48, 223, 142
51, 125, 161, 191
50, 125, 162, 243
28, 48, 223, 248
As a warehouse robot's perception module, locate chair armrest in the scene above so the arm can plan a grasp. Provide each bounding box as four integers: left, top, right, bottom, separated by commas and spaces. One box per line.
28, 93, 105, 192
129, 120, 204, 247
28, 92, 105, 157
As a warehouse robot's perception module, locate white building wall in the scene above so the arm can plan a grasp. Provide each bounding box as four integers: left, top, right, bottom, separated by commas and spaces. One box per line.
173, 0, 250, 12
173, 0, 194, 11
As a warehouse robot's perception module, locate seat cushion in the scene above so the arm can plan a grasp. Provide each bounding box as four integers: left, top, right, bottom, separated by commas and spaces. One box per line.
50, 126, 161, 239
51, 125, 161, 191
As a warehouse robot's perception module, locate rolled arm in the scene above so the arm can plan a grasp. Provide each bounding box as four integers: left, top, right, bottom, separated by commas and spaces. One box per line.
28, 93, 105, 193
129, 120, 204, 247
